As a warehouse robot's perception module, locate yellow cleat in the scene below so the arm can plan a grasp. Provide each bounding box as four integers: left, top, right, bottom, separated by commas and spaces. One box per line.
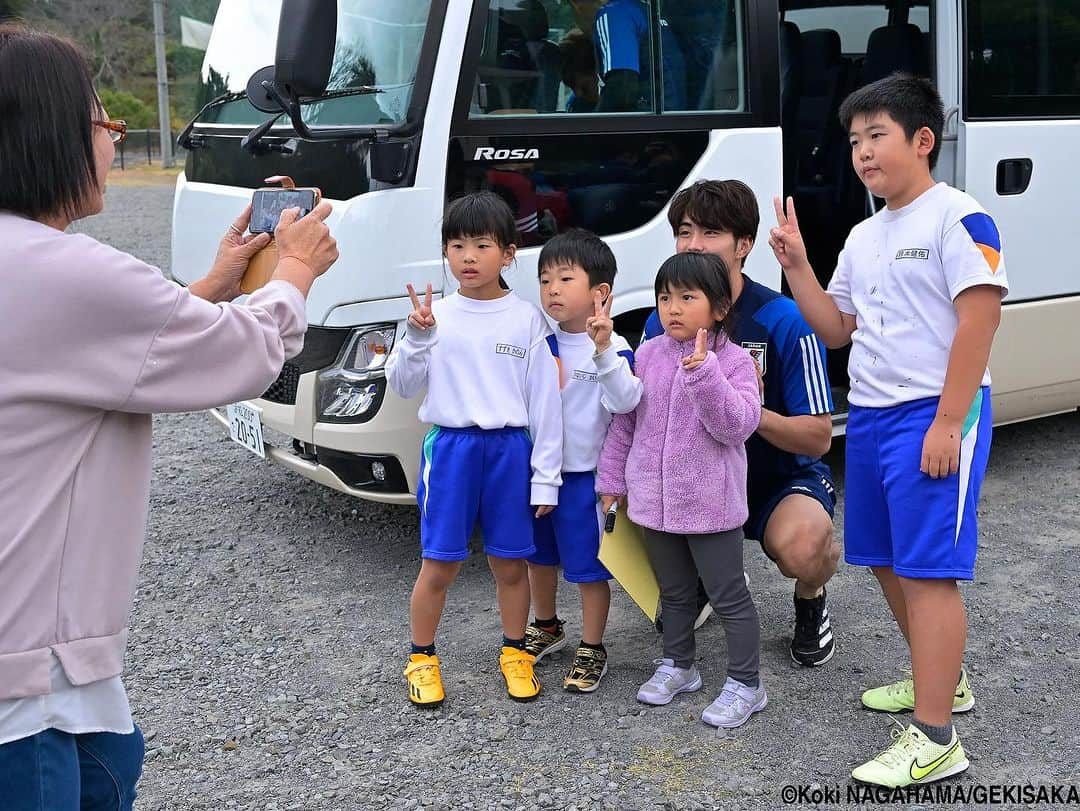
404, 653, 445, 708
499, 646, 541, 702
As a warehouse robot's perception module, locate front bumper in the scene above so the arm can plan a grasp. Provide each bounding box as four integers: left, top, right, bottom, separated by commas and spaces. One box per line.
209, 328, 426, 506
209, 403, 422, 505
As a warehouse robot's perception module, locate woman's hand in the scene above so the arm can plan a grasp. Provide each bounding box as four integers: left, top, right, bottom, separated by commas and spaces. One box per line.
192, 205, 273, 302
274, 202, 338, 275
271, 203, 339, 296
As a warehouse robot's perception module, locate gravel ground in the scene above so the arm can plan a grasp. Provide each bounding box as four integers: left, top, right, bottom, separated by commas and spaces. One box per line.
72, 183, 1080, 810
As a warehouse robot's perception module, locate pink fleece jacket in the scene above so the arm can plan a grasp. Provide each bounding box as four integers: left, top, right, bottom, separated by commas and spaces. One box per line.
596, 330, 761, 534
0, 212, 306, 700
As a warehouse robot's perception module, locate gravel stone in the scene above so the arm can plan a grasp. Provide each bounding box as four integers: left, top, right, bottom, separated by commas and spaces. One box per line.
70, 184, 1080, 810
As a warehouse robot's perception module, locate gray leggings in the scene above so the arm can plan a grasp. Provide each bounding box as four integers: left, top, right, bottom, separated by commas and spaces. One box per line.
642, 527, 760, 684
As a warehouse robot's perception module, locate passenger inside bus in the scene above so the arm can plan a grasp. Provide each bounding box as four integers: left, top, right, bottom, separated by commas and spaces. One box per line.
558, 29, 599, 112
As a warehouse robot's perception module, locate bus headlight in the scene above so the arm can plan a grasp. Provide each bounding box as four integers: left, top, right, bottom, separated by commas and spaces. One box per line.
315, 325, 395, 423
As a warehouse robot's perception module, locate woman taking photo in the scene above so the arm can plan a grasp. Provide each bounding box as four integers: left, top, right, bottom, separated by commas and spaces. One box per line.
0, 25, 338, 809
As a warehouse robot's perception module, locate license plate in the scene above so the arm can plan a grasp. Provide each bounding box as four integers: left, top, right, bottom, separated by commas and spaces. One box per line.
226, 402, 266, 459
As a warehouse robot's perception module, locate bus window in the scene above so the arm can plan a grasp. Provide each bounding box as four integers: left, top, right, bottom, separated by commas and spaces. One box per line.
784, 5, 888, 54
470, 0, 656, 116
658, 0, 747, 113
966, 0, 1080, 118
468, 0, 749, 118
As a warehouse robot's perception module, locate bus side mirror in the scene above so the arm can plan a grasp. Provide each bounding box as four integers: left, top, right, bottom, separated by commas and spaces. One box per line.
275, 0, 337, 98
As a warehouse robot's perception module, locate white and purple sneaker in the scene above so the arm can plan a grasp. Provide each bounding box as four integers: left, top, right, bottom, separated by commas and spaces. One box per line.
636, 658, 703, 706
700, 677, 768, 728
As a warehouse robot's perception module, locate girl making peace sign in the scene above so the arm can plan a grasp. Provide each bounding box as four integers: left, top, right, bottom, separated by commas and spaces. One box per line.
597, 252, 766, 728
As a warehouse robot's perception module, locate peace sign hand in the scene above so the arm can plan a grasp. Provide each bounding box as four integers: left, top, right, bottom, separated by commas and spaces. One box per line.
768, 195, 809, 273
406, 282, 436, 331
681, 328, 710, 371
586, 294, 614, 354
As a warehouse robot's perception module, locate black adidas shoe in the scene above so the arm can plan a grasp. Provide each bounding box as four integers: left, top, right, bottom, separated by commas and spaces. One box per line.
791, 588, 835, 667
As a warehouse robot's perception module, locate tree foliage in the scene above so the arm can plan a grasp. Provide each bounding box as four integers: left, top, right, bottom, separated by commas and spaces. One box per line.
98, 88, 156, 129
18, 0, 223, 128
23, 0, 153, 88
0, 0, 28, 21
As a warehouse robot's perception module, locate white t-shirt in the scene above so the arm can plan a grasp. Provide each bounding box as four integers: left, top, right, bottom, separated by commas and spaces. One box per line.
386, 291, 563, 505
828, 183, 1009, 408
0, 655, 132, 745
553, 327, 642, 473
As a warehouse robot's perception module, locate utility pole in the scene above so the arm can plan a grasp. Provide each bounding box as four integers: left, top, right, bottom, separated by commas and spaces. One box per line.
152, 0, 175, 168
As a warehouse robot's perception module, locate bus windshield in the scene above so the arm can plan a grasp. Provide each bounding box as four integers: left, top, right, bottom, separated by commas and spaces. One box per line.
195, 0, 434, 129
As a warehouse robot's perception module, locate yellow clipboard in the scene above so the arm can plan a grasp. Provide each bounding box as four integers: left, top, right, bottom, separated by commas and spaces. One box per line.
598, 507, 660, 622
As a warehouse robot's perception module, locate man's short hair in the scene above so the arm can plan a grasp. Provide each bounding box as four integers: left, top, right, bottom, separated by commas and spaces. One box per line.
667, 180, 760, 267
0, 25, 102, 220
839, 72, 945, 170
538, 228, 617, 288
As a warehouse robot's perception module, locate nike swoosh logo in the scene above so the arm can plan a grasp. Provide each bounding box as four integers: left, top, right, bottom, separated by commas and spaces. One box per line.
910, 741, 959, 781
955, 690, 965, 698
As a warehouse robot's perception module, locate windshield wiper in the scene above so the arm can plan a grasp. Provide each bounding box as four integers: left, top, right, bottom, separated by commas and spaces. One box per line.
241, 85, 386, 153
179, 84, 390, 154
176, 90, 249, 149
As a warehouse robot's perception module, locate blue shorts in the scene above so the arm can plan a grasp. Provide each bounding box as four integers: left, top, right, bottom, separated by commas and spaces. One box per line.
416, 426, 536, 562
528, 470, 611, 583
745, 463, 837, 551
844, 388, 992, 580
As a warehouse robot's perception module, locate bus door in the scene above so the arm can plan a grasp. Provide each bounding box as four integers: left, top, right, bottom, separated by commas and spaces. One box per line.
958, 0, 1080, 420
780, 0, 933, 406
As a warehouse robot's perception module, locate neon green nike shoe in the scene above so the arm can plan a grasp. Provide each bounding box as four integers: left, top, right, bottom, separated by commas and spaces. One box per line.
852, 723, 969, 787
861, 669, 975, 713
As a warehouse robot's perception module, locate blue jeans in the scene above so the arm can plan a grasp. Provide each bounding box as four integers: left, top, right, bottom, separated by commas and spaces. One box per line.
0, 726, 144, 810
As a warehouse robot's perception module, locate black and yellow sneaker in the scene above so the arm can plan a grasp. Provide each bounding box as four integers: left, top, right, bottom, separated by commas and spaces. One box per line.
499, 646, 541, 702
404, 653, 445, 708
562, 645, 608, 693
524, 620, 567, 662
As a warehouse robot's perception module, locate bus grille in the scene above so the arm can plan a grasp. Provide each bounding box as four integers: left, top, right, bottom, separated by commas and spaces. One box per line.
257, 326, 354, 406
262, 362, 301, 405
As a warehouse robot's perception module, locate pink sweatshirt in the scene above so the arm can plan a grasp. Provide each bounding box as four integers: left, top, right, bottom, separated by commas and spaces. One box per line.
596, 331, 761, 534
0, 213, 305, 700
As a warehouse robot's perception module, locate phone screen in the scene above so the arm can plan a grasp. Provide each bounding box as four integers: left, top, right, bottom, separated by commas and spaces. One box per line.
250, 189, 318, 234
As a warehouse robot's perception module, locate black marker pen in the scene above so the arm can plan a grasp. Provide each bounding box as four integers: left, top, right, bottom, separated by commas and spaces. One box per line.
604, 503, 618, 533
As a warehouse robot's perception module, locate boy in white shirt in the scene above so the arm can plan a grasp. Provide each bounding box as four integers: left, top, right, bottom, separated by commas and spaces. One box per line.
524, 229, 643, 693
770, 74, 1007, 787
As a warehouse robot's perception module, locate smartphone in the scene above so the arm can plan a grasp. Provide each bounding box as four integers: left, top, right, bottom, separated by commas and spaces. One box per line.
249, 188, 319, 234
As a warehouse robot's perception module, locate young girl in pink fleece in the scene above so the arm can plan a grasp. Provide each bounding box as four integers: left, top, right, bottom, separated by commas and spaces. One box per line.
598, 252, 766, 728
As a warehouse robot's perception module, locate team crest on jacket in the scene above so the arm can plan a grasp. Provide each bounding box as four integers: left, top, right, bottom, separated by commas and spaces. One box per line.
742, 342, 767, 375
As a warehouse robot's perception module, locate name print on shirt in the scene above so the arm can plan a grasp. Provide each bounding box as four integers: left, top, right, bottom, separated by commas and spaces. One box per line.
571, 369, 599, 383
895, 248, 930, 261
495, 343, 527, 359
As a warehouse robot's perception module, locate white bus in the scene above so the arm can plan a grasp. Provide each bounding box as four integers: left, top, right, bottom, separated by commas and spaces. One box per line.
172, 0, 1080, 505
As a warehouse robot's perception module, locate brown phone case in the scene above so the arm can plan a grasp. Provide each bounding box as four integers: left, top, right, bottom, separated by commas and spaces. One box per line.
240, 176, 322, 295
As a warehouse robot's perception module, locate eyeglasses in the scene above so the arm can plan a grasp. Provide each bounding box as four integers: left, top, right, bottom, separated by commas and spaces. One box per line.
92, 119, 127, 144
